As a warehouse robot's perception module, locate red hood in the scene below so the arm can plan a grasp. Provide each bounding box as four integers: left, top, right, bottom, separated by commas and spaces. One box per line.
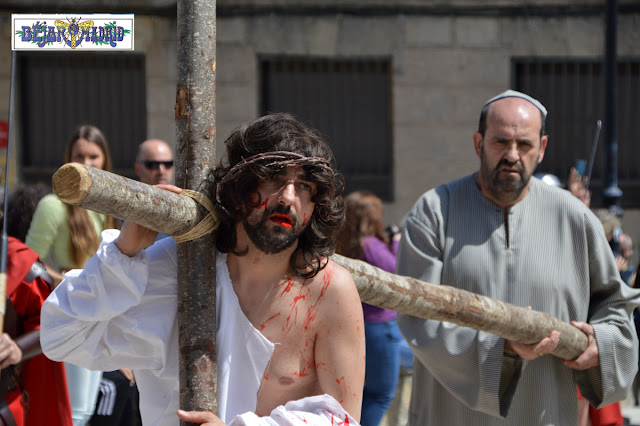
6, 237, 40, 294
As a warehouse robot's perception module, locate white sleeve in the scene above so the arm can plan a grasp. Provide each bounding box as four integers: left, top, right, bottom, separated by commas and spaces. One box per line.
228, 395, 358, 426
40, 229, 179, 372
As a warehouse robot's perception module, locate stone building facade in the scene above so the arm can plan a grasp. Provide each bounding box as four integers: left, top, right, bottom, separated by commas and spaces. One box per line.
1, 0, 640, 230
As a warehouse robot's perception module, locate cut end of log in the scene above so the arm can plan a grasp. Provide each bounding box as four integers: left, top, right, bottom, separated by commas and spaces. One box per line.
53, 163, 92, 205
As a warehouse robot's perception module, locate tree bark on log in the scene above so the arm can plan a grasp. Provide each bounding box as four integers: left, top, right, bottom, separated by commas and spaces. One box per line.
330, 254, 587, 360
53, 163, 201, 236
51, 165, 588, 360
175, 0, 217, 420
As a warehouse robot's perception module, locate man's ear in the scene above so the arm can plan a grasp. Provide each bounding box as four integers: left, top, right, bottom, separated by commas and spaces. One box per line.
133, 162, 142, 179
473, 132, 483, 159
537, 135, 548, 164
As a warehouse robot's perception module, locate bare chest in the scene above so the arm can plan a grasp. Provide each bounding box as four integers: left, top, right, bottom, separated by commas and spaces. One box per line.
238, 277, 333, 414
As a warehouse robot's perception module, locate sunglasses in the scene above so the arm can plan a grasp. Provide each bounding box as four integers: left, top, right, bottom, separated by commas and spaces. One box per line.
142, 160, 174, 170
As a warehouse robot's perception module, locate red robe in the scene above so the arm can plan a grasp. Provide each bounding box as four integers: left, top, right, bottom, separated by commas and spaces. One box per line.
577, 387, 625, 426
4, 237, 72, 426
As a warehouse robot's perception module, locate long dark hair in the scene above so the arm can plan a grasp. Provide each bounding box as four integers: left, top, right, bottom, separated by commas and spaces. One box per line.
336, 191, 388, 260
214, 113, 345, 278
64, 125, 119, 267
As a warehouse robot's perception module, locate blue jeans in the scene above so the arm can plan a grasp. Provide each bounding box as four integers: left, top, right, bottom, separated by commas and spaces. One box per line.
361, 320, 404, 426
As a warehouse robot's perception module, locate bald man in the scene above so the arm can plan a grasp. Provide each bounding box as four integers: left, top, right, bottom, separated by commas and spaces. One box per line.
134, 139, 174, 185
397, 90, 639, 425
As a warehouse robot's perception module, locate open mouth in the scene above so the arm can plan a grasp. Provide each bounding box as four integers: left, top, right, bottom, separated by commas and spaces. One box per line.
270, 213, 293, 228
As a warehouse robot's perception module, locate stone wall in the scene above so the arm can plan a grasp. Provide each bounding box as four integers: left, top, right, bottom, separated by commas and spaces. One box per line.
134, 15, 177, 146
217, 0, 623, 7
216, 9, 640, 228
1, 3, 640, 238
0, 12, 177, 175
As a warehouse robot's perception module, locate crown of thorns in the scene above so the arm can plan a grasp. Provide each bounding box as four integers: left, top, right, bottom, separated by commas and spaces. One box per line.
217, 151, 335, 187
215, 151, 335, 215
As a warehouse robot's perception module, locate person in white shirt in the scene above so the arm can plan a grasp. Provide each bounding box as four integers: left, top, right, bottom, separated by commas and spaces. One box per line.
41, 113, 366, 426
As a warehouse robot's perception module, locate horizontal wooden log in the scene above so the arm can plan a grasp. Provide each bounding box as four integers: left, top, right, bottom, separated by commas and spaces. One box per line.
331, 254, 587, 360
52, 165, 588, 360
52, 163, 202, 236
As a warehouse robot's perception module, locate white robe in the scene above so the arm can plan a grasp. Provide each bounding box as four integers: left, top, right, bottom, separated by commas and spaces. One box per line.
40, 230, 356, 426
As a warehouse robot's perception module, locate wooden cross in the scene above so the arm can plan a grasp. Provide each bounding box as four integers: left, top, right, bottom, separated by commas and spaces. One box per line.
175, 1, 217, 422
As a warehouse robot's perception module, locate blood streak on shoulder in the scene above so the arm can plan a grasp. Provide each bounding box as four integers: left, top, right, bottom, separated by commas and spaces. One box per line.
282, 285, 310, 333
302, 266, 333, 330
302, 213, 309, 226
277, 276, 296, 296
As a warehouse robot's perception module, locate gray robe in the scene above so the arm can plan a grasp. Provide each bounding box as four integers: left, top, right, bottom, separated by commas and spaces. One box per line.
397, 174, 640, 426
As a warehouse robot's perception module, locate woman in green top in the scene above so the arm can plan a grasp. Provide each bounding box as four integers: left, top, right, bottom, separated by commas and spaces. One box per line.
27, 125, 119, 272
26, 124, 119, 426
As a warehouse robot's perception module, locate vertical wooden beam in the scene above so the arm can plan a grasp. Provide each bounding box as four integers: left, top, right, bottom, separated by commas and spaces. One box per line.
175, 0, 217, 421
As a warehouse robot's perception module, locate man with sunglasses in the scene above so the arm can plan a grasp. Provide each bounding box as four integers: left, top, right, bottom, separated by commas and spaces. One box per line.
134, 139, 174, 186
133, 139, 175, 243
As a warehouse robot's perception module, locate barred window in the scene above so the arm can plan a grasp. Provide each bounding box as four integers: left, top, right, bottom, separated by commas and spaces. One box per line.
513, 58, 640, 207
261, 56, 393, 200
18, 52, 146, 183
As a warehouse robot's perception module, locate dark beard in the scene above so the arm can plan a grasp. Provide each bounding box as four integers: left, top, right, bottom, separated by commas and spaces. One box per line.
243, 205, 302, 254
480, 146, 535, 205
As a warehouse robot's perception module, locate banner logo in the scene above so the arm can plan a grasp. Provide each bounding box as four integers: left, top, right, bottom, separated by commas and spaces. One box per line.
12, 14, 134, 51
